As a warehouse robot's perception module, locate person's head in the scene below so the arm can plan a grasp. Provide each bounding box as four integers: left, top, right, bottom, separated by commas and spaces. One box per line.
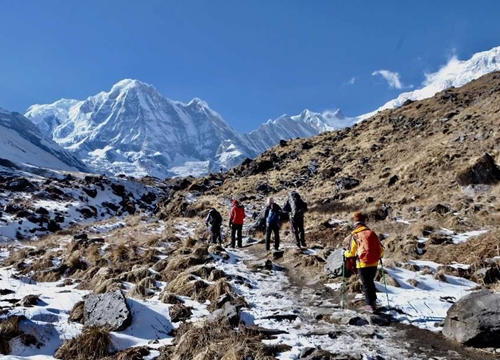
232, 199, 239, 206
266, 197, 274, 206
289, 190, 298, 197
353, 211, 368, 224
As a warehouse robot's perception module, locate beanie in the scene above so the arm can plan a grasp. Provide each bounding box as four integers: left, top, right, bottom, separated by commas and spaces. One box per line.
353, 212, 367, 223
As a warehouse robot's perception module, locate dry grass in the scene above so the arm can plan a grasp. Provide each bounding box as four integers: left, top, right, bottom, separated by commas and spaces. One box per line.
55, 327, 112, 360
166, 273, 234, 311
169, 303, 193, 322
69, 301, 85, 324
434, 269, 448, 282
127, 285, 150, 299
164, 319, 291, 360
422, 232, 500, 264
0, 316, 23, 355
159, 291, 183, 305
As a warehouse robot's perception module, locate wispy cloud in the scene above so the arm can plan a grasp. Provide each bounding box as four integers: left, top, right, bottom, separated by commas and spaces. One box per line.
347, 77, 356, 85
371, 70, 404, 89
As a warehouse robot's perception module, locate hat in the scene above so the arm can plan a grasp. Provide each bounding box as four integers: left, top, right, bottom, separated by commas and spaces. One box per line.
353, 212, 367, 223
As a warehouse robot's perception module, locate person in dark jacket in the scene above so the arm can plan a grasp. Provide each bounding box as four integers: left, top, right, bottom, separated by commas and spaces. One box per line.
264, 197, 282, 251
205, 208, 223, 244
229, 199, 245, 248
283, 191, 308, 248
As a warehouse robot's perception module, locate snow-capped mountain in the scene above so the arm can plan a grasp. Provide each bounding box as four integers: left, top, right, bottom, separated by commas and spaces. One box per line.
26, 80, 257, 178
26, 80, 351, 178
376, 46, 500, 111
0, 107, 88, 173
24, 45, 500, 178
244, 109, 356, 153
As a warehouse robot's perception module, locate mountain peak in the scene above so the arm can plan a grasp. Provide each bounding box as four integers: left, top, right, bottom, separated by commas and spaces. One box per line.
188, 97, 209, 108
110, 79, 156, 93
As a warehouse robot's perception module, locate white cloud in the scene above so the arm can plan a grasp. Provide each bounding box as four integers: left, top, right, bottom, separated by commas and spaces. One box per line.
347, 77, 356, 85
372, 70, 404, 89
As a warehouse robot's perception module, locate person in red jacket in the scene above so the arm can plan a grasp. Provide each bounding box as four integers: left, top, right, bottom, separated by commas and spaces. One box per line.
229, 199, 245, 248
344, 212, 383, 313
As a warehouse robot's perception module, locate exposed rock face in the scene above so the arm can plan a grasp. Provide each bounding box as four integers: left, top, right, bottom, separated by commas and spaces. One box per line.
83, 290, 132, 331
456, 153, 500, 186
443, 289, 500, 347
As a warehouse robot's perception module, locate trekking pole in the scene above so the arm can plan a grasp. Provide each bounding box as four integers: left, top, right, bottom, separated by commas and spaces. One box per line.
340, 252, 346, 309
379, 258, 391, 308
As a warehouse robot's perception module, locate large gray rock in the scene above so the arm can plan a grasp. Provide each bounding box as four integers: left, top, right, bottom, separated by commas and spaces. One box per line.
83, 290, 132, 331
443, 290, 500, 347
324, 249, 345, 278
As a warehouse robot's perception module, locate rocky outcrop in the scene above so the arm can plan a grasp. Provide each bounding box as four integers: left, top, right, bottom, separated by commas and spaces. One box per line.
443, 290, 500, 347
456, 153, 500, 186
83, 290, 132, 331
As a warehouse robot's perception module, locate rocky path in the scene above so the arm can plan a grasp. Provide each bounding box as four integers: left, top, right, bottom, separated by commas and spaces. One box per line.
226, 238, 497, 360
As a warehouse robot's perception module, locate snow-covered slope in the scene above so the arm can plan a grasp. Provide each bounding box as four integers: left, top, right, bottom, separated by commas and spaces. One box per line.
376, 46, 500, 111
0, 107, 88, 173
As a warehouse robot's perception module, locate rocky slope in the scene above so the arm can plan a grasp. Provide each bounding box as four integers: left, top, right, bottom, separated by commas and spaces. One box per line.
1, 71, 500, 360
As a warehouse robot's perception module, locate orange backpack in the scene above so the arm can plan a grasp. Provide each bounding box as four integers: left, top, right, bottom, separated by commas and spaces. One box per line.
353, 227, 382, 264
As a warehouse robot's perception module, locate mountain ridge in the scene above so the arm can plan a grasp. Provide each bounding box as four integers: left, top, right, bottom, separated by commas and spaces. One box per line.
24, 45, 500, 178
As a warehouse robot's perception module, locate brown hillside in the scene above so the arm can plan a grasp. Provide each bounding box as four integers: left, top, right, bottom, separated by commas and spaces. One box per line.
158, 71, 500, 264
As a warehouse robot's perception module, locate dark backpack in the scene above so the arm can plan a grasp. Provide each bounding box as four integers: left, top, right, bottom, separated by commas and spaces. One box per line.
266, 207, 280, 226
209, 209, 222, 226
290, 194, 307, 218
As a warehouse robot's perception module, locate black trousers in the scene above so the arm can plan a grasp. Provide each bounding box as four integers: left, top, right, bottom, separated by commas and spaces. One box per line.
358, 266, 378, 307
210, 225, 221, 244
290, 216, 305, 246
231, 224, 243, 247
265, 223, 280, 251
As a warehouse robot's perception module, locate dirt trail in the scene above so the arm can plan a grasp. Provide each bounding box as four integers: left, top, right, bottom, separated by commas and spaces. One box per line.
240, 239, 498, 360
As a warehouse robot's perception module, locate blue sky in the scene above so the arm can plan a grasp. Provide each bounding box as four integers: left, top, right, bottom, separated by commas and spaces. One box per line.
1, 0, 499, 132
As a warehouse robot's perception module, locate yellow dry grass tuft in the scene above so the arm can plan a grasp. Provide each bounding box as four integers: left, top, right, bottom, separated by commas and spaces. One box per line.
165, 319, 290, 360
55, 327, 112, 360
0, 316, 23, 355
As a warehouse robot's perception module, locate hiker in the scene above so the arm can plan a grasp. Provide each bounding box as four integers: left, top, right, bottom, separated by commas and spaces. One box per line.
283, 190, 308, 248
205, 208, 223, 244
229, 199, 245, 248
343, 212, 383, 313
264, 197, 282, 251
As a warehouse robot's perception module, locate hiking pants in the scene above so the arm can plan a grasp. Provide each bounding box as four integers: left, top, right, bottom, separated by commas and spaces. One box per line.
265, 224, 280, 251
359, 266, 378, 307
290, 216, 305, 247
210, 225, 221, 244
231, 224, 243, 247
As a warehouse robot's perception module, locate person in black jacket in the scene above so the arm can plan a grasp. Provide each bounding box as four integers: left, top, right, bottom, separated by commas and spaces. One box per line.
283, 191, 308, 248
205, 208, 223, 244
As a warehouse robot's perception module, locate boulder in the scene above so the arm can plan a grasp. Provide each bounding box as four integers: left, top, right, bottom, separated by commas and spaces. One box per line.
209, 302, 240, 327
443, 290, 500, 347
456, 153, 500, 186
83, 290, 132, 331
335, 177, 360, 191
324, 249, 346, 278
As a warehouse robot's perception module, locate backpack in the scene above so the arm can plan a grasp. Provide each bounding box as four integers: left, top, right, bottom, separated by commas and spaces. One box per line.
266, 208, 280, 226
208, 209, 222, 226
353, 228, 382, 264
290, 193, 306, 218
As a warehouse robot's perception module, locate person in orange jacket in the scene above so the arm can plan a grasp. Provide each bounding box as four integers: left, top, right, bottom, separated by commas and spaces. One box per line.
344, 212, 383, 313
229, 199, 245, 248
